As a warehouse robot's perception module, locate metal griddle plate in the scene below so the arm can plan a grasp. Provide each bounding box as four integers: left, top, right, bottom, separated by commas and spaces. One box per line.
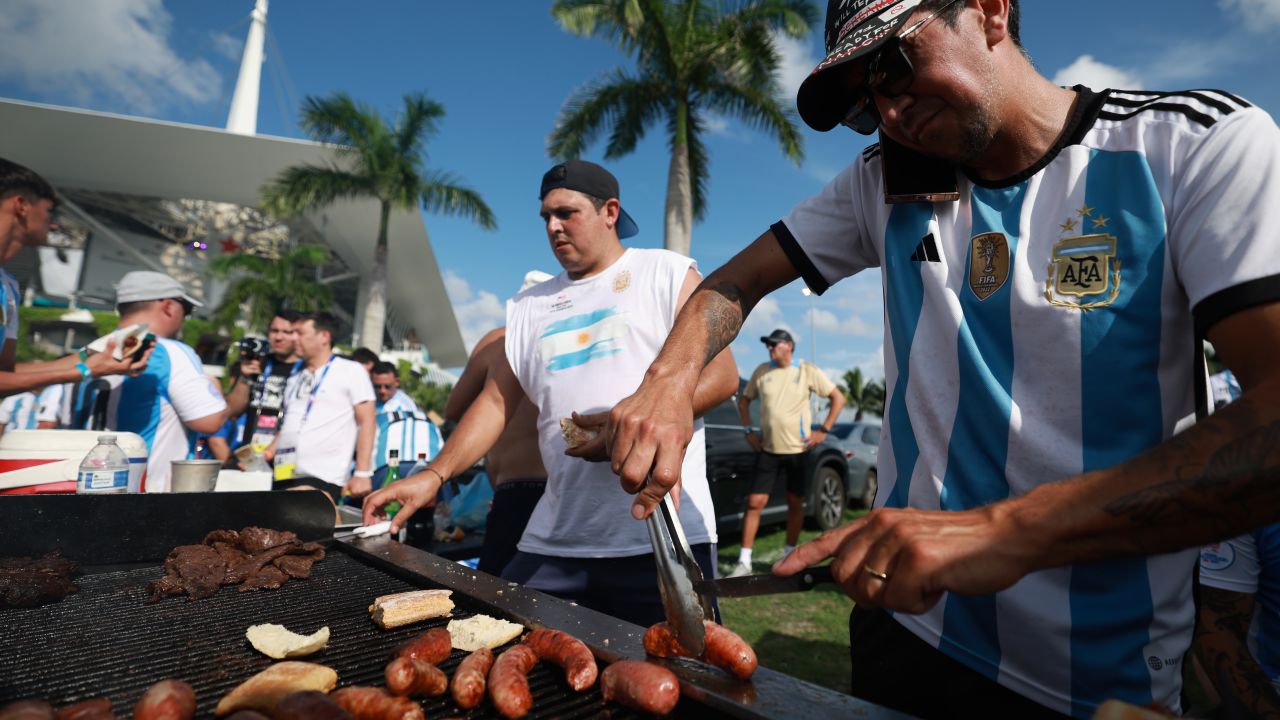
344, 537, 916, 720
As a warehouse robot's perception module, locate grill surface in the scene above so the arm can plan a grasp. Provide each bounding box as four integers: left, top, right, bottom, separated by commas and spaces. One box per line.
0, 550, 665, 718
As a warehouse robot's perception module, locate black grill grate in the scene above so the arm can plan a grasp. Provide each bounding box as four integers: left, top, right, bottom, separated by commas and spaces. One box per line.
0, 550, 683, 718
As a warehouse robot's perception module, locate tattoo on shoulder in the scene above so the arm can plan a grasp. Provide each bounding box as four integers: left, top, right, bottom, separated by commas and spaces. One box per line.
1105, 421, 1280, 543
702, 281, 751, 366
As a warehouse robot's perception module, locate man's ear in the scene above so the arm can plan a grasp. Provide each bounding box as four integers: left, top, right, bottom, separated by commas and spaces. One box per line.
604, 198, 622, 228
976, 0, 1010, 48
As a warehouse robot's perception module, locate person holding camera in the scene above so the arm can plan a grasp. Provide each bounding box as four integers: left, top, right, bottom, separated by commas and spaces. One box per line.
97, 271, 228, 492
224, 309, 303, 457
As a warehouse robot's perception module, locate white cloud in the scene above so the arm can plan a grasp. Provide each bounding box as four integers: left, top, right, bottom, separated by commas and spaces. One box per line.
1220, 0, 1280, 30
212, 31, 244, 62
0, 0, 222, 114
809, 306, 879, 337
1051, 54, 1143, 91
702, 113, 731, 136
771, 30, 818, 100
443, 271, 507, 353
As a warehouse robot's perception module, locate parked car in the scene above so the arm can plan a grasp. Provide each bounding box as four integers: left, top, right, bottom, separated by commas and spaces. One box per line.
702, 394, 851, 534
826, 420, 881, 508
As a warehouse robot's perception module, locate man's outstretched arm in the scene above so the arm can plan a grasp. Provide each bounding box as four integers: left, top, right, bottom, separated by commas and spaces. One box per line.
608, 230, 801, 518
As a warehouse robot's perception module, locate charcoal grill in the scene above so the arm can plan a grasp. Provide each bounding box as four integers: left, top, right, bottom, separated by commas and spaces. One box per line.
0, 492, 912, 719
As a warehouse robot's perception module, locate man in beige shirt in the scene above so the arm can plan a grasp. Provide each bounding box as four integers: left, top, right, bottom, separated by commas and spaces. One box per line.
732, 328, 845, 576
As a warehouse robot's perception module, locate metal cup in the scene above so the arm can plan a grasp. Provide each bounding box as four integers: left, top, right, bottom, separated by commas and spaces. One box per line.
170, 459, 222, 492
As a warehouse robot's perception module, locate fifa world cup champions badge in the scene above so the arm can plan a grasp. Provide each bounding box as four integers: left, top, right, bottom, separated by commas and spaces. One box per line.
1045, 204, 1120, 310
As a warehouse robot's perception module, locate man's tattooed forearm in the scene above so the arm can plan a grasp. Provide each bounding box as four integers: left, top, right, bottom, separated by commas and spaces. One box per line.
1104, 421, 1280, 542
701, 281, 752, 366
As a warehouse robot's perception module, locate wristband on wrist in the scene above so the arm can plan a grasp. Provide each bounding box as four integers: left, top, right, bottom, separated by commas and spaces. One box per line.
353, 469, 373, 478
78, 348, 90, 362
818, 425, 832, 433
75, 361, 92, 380
422, 466, 447, 486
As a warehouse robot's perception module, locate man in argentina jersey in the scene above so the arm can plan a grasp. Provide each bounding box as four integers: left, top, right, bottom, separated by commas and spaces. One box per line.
1196, 526, 1280, 716
0, 159, 152, 394
604, 1, 1280, 717
0, 390, 38, 436
365, 160, 739, 627
100, 272, 227, 492
371, 361, 440, 485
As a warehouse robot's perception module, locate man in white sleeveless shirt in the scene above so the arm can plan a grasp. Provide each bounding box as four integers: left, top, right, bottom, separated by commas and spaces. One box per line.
366, 160, 738, 626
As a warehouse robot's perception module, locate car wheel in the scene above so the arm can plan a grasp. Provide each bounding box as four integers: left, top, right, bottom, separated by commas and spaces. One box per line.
860, 469, 878, 509
809, 465, 847, 531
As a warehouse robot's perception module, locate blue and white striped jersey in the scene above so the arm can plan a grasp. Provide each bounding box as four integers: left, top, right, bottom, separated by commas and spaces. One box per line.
0, 391, 39, 431
1200, 525, 1280, 694
776, 87, 1280, 717
373, 409, 441, 469
98, 338, 227, 492
0, 269, 18, 347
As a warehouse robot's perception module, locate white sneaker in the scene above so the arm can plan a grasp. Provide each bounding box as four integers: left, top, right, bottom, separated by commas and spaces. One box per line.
727, 561, 753, 578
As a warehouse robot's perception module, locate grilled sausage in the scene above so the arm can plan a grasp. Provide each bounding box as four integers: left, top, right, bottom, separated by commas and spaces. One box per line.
449, 648, 494, 710
0, 700, 56, 720
330, 687, 422, 720
271, 691, 353, 720
643, 621, 758, 681
384, 658, 447, 698
600, 660, 680, 716
133, 680, 196, 720
395, 627, 451, 665
53, 698, 114, 720
521, 628, 597, 691
488, 644, 539, 719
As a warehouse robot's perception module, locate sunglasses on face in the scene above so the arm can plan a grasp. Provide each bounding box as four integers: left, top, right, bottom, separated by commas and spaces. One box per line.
840, 0, 961, 135
374, 383, 395, 390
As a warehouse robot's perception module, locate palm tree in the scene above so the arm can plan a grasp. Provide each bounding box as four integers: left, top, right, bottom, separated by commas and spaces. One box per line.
261, 92, 497, 349
549, 0, 817, 256
842, 367, 888, 421
210, 244, 334, 331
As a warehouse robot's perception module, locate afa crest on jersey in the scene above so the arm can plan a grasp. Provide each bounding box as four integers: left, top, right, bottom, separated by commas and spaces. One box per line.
1045, 207, 1121, 310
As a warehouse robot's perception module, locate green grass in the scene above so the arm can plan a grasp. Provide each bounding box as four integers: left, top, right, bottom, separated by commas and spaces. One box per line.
714, 509, 864, 693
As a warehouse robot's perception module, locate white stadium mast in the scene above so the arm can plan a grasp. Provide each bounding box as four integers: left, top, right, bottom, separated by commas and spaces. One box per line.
226, 0, 268, 135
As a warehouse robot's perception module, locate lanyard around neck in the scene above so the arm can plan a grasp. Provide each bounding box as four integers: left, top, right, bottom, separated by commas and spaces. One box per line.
300, 355, 336, 424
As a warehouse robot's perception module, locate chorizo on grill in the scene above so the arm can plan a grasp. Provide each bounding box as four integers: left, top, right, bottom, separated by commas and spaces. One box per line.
643, 620, 758, 680
384, 658, 447, 698
53, 698, 114, 720
449, 648, 494, 710
521, 628, 597, 691
488, 644, 539, 719
600, 660, 680, 716
395, 627, 451, 665
271, 691, 353, 720
133, 680, 196, 720
330, 687, 422, 720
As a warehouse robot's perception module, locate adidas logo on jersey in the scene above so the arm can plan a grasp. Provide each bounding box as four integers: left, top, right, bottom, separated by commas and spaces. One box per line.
910, 233, 941, 262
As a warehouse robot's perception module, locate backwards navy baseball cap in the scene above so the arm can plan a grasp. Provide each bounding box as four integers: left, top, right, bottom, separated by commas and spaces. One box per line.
797, 0, 924, 132
540, 159, 639, 239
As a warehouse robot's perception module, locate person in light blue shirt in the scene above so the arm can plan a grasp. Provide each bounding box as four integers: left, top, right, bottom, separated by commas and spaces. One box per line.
369, 361, 438, 489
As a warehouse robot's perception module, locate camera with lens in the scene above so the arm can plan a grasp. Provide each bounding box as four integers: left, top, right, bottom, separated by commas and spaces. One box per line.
237, 337, 270, 362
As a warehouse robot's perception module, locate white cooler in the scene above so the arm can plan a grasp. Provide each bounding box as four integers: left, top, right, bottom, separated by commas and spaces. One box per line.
0, 429, 148, 495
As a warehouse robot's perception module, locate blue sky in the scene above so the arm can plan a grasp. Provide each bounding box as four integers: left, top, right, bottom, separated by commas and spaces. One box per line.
3, 0, 1279, 380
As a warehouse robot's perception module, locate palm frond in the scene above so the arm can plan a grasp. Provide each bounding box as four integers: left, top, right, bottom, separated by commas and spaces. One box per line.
549, 69, 647, 160
395, 93, 446, 162
260, 165, 374, 217
703, 79, 804, 164
419, 172, 498, 230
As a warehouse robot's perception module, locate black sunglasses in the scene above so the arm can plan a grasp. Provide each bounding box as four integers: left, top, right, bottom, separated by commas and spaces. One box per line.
840, 0, 960, 135
373, 383, 395, 390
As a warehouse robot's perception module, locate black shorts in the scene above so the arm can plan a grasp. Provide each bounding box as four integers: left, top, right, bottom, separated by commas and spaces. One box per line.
478, 479, 546, 576
751, 451, 806, 496
849, 607, 1070, 719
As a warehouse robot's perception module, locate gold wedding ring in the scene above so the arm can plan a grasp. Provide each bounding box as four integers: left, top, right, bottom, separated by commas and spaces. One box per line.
863, 565, 890, 581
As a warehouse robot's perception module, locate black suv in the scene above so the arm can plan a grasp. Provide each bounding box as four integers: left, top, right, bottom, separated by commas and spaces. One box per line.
702, 393, 851, 534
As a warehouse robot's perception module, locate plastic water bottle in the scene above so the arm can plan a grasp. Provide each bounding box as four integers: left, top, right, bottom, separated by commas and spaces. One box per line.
77, 434, 130, 494
383, 449, 402, 518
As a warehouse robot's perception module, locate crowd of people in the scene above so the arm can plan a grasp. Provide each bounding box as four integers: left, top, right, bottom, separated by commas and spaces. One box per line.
5, 0, 1280, 716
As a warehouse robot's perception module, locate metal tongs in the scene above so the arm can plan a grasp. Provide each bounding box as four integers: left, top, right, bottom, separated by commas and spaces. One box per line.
646, 492, 715, 656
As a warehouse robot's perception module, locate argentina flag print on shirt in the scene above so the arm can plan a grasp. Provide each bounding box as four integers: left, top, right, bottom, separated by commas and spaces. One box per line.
538, 307, 628, 372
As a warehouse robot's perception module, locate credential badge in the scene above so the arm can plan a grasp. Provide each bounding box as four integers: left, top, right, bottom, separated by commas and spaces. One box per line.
967, 232, 1009, 301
